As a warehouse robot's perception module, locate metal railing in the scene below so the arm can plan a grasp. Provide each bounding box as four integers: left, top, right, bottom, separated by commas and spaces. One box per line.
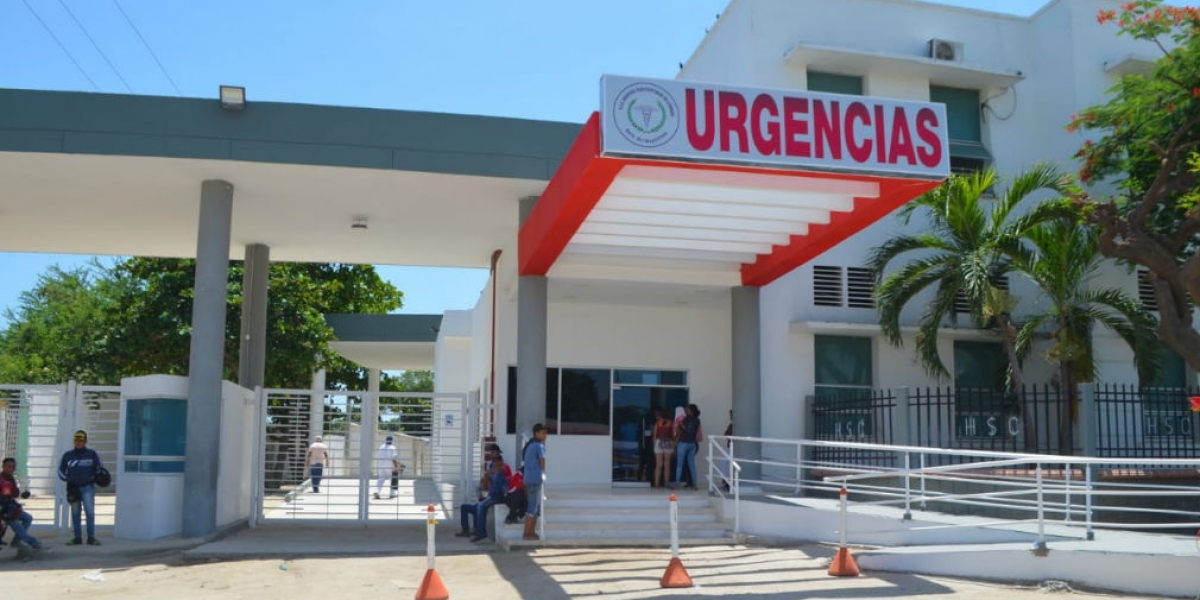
708, 435, 1200, 548
810, 384, 1200, 459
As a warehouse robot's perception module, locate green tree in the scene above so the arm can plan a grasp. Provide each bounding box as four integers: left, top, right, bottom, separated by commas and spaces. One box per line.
0, 258, 405, 389
0, 265, 116, 384
1069, 1, 1200, 370
1014, 219, 1161, 452
869, 166, 1066, 383
868, 166, 1067, 449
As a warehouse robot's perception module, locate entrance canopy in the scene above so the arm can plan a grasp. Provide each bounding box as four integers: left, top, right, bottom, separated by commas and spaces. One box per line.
520, 76, 949, 287
0, 88, 578, 268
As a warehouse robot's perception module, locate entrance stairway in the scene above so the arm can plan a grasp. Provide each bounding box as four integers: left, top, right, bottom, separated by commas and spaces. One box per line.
495, 486, 735, 549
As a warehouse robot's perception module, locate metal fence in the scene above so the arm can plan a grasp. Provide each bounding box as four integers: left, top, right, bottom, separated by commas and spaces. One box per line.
809, 383, 1200, 467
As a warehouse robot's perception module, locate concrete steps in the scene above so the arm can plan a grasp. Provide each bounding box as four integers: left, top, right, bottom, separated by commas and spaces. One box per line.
494, 487, 735, 549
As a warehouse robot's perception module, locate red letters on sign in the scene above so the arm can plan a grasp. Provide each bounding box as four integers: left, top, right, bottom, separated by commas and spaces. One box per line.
813, 100, 841, 160
845, 102, 873, 163
679, 87, 943, 172
751, 94, 781, 156
782, 97, 810, 158
915, 107, 943, 168
686, 89, 716, 151
889, 106, 916, 166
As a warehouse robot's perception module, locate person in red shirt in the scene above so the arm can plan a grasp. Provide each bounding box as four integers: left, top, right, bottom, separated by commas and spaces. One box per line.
1, 457, 42, 551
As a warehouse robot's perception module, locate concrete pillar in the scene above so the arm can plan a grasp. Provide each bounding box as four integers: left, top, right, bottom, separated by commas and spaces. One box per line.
309, 368, 326, 463
516, 195, 547, 459
731, 285, 762, 483
359, 368, 382, 520
183, 179, 233, 538
238, 243, 270, 390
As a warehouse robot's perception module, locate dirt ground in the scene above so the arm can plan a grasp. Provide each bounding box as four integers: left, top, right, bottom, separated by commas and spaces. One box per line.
0, 542, 1167, 600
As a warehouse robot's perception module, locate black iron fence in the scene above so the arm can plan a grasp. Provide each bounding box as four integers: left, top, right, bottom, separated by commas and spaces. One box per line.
809, 383, 1200, 465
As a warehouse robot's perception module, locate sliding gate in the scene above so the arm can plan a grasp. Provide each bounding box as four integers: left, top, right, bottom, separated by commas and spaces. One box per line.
254, 388, 475, 523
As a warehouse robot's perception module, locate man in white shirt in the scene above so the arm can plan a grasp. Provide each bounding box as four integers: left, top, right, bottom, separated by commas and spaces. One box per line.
374, 435, 402, 499
305, 435, 330, 493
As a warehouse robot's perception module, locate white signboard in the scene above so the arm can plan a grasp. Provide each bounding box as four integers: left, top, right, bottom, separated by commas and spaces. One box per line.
600, 74, 950, 178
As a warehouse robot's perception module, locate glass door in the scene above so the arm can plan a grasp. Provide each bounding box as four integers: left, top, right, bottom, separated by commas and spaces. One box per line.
611, 385, 688, 485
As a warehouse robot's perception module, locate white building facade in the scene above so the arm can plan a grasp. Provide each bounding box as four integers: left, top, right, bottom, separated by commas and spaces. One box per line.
437, 0, 1194, 486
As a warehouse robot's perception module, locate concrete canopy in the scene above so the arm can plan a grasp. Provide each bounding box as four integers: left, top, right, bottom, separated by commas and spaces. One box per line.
0, 88, 581, 268
325, 314, 441, 371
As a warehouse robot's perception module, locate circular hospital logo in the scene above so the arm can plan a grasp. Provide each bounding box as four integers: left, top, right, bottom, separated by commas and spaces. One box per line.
612, 82, 679, 148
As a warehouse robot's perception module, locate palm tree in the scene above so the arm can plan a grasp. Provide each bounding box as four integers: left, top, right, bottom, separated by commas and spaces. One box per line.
1014, 219, 1160, 454
868, 165, 1067, 449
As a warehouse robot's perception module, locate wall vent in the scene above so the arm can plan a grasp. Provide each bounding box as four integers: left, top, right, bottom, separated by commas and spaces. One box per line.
813, 265, 876, 309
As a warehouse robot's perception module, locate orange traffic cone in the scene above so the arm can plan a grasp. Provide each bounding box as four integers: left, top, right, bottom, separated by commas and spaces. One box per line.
415, 568, 450, 600
661, 556, 694, 588
828, 546, 860, 577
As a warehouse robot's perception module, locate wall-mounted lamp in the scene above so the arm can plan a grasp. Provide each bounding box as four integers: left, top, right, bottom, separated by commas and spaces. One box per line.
351, 217, 369, 230
220, 85, 246, 110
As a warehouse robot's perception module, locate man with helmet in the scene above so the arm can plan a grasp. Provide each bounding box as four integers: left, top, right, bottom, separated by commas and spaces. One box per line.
58, 429, 104, 546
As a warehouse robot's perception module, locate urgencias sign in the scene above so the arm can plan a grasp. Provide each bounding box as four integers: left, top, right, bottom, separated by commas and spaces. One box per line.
601, 74, 950, 179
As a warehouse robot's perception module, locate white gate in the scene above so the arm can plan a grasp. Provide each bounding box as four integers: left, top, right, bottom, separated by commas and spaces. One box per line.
254, 388, 473, 523
0, 382, 119, 531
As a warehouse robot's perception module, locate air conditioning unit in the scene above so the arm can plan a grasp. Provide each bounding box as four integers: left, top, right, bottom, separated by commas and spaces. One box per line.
928, 38, 963, 62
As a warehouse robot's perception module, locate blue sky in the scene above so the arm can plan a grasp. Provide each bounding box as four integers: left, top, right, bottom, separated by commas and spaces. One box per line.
0, 0, 1054, 325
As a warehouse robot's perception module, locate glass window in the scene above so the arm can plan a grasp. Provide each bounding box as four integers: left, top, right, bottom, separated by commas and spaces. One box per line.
505, 367, 558, 434
614, 370, 687, 386
929, 85, 982, 142
807, 71, 863, 95
814, 335, 873, 403
954, 341, 1007, 391
559, 368, 611, 435
123, 397, 187, 473
1141, 343, 1188, 411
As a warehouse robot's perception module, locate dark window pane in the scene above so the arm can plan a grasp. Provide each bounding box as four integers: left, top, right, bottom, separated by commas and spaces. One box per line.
929, 85, 981, 142
506, 366, 559, 434
807, 71, 863, 95
953, 341, 1007, 391
814, 335, 872, 387
560, 368, 611, 435
614, 370, 686, 386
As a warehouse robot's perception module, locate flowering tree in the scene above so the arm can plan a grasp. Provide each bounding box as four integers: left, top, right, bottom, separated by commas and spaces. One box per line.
1069, 1, 1200, 370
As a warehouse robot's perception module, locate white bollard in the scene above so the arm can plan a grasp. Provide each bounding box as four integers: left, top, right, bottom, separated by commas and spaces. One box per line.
426, 503, 437, 570
670, 493, 680, 557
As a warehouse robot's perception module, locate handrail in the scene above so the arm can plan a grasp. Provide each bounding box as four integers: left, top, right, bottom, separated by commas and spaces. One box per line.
708, 434, 1200, 550
707, 436, 742, 536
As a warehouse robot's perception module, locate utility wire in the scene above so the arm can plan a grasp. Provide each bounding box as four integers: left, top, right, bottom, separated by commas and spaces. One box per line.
18, 0, 100, 91
57, 0, 133, 93
109, 0, 182, 96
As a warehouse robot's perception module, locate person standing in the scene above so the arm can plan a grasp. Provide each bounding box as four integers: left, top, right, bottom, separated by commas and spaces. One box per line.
58, 429, 103, 546
374, 435, 400, 500
305, 435, 330, 493
1, 457, 41, 551
652, 409, 675, 489
674, 405, 703, 491
521, 423, 547, 541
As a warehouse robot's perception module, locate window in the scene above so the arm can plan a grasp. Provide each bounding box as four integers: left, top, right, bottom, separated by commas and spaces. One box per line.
807, 71, 863, 95
559, 368, 611, 435
1140, 343, 1191, 438
506, 367, 654, 435
505, 367, 559, 434
953, 341, 1016, 438
930, 85, 991, 172
954, 341, 1007, 391
814, 335, 873, 402
813, 265, 874, 309
123, 397, 187, 473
